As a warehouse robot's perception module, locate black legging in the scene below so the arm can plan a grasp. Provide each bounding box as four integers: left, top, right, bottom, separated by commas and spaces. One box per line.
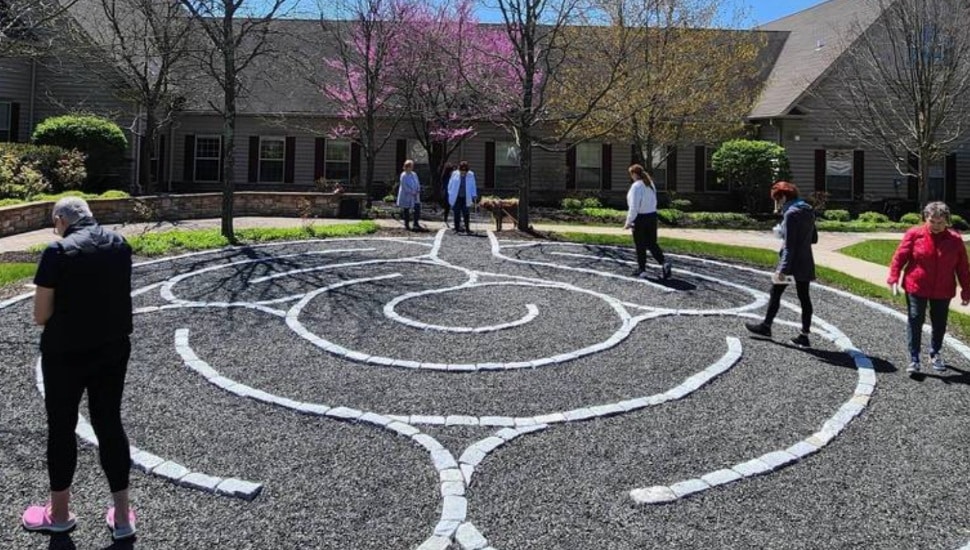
632, 213, 666, 270
42, 338, 131, 493
764, 280, 813, 333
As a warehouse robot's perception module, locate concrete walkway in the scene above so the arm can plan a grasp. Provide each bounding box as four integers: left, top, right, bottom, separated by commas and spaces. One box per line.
4, 215, 965, 313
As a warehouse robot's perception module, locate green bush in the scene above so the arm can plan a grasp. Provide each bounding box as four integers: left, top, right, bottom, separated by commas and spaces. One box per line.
670, 199, 693, 211
383, 194, 395, 203
687, 211, 755, 225
0, 198, 24, 207
658, 208, 686, 225
561, 197, 583, 211
857, 211, 890, 224
710, 139, 791, 214
32, 114, 127, 191
98, 190, 130, 199
952, 214, 968, 230
580, 207, 625, 223
822, 209, 851, 222
581, 197, 602, 209
0, 143, 86, 192
899, 212, 921, 224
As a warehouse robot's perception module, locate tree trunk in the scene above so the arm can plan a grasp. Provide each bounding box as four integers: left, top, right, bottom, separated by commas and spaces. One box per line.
221, 26, 236, 242
139, 109, 156, 195
918, 150, 930, 207
516, 138, 531, 231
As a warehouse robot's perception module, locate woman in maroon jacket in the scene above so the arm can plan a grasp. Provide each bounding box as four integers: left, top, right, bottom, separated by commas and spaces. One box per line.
888, 201, 970, 374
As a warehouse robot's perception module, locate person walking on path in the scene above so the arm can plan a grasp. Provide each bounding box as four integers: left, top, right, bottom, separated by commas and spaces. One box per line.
397, 159, 423, 231
440, 163, 455, 227
745, 181, 817, 347
448, 160, 477, 233
887, 201, 970, 374
21, 197, 137, 541
624, 164, 671, 280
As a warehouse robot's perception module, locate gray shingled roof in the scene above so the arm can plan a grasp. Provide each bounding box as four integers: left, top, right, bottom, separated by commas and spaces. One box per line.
749, 0, 885, 119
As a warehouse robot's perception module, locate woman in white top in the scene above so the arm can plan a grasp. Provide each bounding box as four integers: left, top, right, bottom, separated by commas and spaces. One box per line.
624, 164, 671, 280
396, 159, 423, 231
447, 160, 477, 233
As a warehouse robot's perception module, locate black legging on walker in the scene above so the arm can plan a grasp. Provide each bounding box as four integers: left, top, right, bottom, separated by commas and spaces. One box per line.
633, 212, 666, 270
42, 338, 132, 493
764, 280, 813, 333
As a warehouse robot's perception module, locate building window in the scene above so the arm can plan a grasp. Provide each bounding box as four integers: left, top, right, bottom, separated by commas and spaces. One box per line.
649, 146, 667, 190
407, 139, 431, 186
576, 142, 601, 189
149, 137, 160, 182
496, 141, 520, 187
704, 146, 726, 191
194, 135, 221, 182
325, 139, 351, 183
825, 149, 853, 199
928, 161, 945, 201
0, 102, 10, 142
259, 137, 285, 183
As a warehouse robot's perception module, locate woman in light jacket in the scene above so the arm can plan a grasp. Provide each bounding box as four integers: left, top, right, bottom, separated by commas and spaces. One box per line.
888, 201, 970, 374
396, 159, 422, 231
624, 164, 671, 280
447, 160, 477, 233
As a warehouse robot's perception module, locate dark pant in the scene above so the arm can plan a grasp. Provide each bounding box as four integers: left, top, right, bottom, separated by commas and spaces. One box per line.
441, 195, 451, 222
401, 204, 422, 228
453, 200, 469, 231
42, 338, 131, 493
906, 294, 950, 362
632, 213, 665, 270
764, 280, 813, 333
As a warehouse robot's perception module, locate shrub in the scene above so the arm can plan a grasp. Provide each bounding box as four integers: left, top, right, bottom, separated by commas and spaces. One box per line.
32, 114, 127, 191
0, 143, 86, 192
561, 197, 583, 211
581, 197, 602, 209
0, 152, 52, 199
857, 211, 890, 224
899, 212, 921, 224
952, 214, 969, 230
687, 212, 755, 225
670, 199, 693, 211
710, 139, 791, 214
580, 207, 625, 223
0, 198, 23, 207
98, 190, 130, 199
658, 208, 686, 225
822, 209, 851, 222
383, 194, 395, 203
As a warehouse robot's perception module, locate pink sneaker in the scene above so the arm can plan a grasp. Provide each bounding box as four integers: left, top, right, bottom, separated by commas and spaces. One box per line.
21, 504, 76, 534
106, 507, 137, 540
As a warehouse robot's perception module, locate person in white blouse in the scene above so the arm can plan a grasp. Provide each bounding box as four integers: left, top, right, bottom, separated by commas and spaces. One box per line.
624, 164, 672, 280
447, 160, 477, 233
396, 159, 423, 231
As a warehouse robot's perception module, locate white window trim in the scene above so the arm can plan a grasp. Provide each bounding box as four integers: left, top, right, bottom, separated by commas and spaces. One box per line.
258, 136, 286, 184
195, 134, 222, 183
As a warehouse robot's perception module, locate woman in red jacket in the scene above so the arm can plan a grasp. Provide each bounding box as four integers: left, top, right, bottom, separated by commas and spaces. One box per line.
888, 201, 970, 374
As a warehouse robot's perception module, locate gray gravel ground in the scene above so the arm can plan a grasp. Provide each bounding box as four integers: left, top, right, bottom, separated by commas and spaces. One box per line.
2, 231, 969, 549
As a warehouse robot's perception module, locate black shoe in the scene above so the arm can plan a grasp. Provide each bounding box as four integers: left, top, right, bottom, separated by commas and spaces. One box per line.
662, 261, 672, 280
744, 322, 772, 338
631, 269, 646, 278
790, 333, 810, 347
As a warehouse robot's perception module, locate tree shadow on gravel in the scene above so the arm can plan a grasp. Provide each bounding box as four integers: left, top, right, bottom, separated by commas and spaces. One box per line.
763, 338, 897, 373
47, 533, 76, 550
909, 364, 970, 385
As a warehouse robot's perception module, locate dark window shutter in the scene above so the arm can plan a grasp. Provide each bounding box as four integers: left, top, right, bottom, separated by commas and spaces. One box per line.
183, 135, 195, 183
350, 142, 361, 182
630, 143, 639, 165
248, 136, 259, 183
946, 153, 957, 202
284, 136, 296, 183
601, 143, 612, 190
484, 141, 495, 188
157, 134, 166, 182
566, 144, 576, 190
908, 153, 919, 200
667, 146, 678, 191
9, 103, 19, 142
853, 150, 865, 199
694, 146, 706, 191
396, 139, 406, 172
814, 149, 826, 191
314, 137, 326, 181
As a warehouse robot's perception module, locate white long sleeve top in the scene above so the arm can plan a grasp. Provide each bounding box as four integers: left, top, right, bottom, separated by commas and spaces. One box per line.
625, 179, 657, 226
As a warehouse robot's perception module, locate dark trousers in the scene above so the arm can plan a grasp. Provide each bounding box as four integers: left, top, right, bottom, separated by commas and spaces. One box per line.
764, 280, 813, 333
906, 294, 950, 362
42, 338, 131, 493
453, 200, 469, 231
401, 204, 422, 228
632, 213, 665, 270
441, 195, 451, 223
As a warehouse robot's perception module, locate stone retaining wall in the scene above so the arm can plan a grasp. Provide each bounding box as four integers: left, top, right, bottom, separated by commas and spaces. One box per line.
0, 192, 365, 238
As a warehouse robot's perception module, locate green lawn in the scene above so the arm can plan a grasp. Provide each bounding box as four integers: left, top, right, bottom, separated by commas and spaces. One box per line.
839, 239, 970, 266
0, 263, 37, 288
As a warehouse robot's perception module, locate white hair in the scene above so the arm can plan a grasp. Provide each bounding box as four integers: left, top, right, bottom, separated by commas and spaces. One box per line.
52, 197, 93, 225
923, 201, 950, 222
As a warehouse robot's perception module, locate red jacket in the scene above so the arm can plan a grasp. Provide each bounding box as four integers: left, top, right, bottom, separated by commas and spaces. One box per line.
888, 225, 970, 301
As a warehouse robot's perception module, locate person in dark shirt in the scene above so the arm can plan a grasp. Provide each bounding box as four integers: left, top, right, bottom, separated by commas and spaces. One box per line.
21, 197, 137, 541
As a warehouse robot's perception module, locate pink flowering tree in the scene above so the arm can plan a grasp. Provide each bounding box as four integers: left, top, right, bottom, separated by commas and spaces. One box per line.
320, 0, 416, 202
391, 0, 519, 202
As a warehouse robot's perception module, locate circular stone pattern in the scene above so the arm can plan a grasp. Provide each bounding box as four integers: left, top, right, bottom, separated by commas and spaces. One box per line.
1, 229, 969, 550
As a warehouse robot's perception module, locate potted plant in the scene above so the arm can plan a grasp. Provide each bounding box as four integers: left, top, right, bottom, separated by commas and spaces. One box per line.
479, 196, 519, 230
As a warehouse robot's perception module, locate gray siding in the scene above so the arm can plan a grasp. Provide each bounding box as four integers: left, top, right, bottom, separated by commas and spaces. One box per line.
0, 58, 32, 141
